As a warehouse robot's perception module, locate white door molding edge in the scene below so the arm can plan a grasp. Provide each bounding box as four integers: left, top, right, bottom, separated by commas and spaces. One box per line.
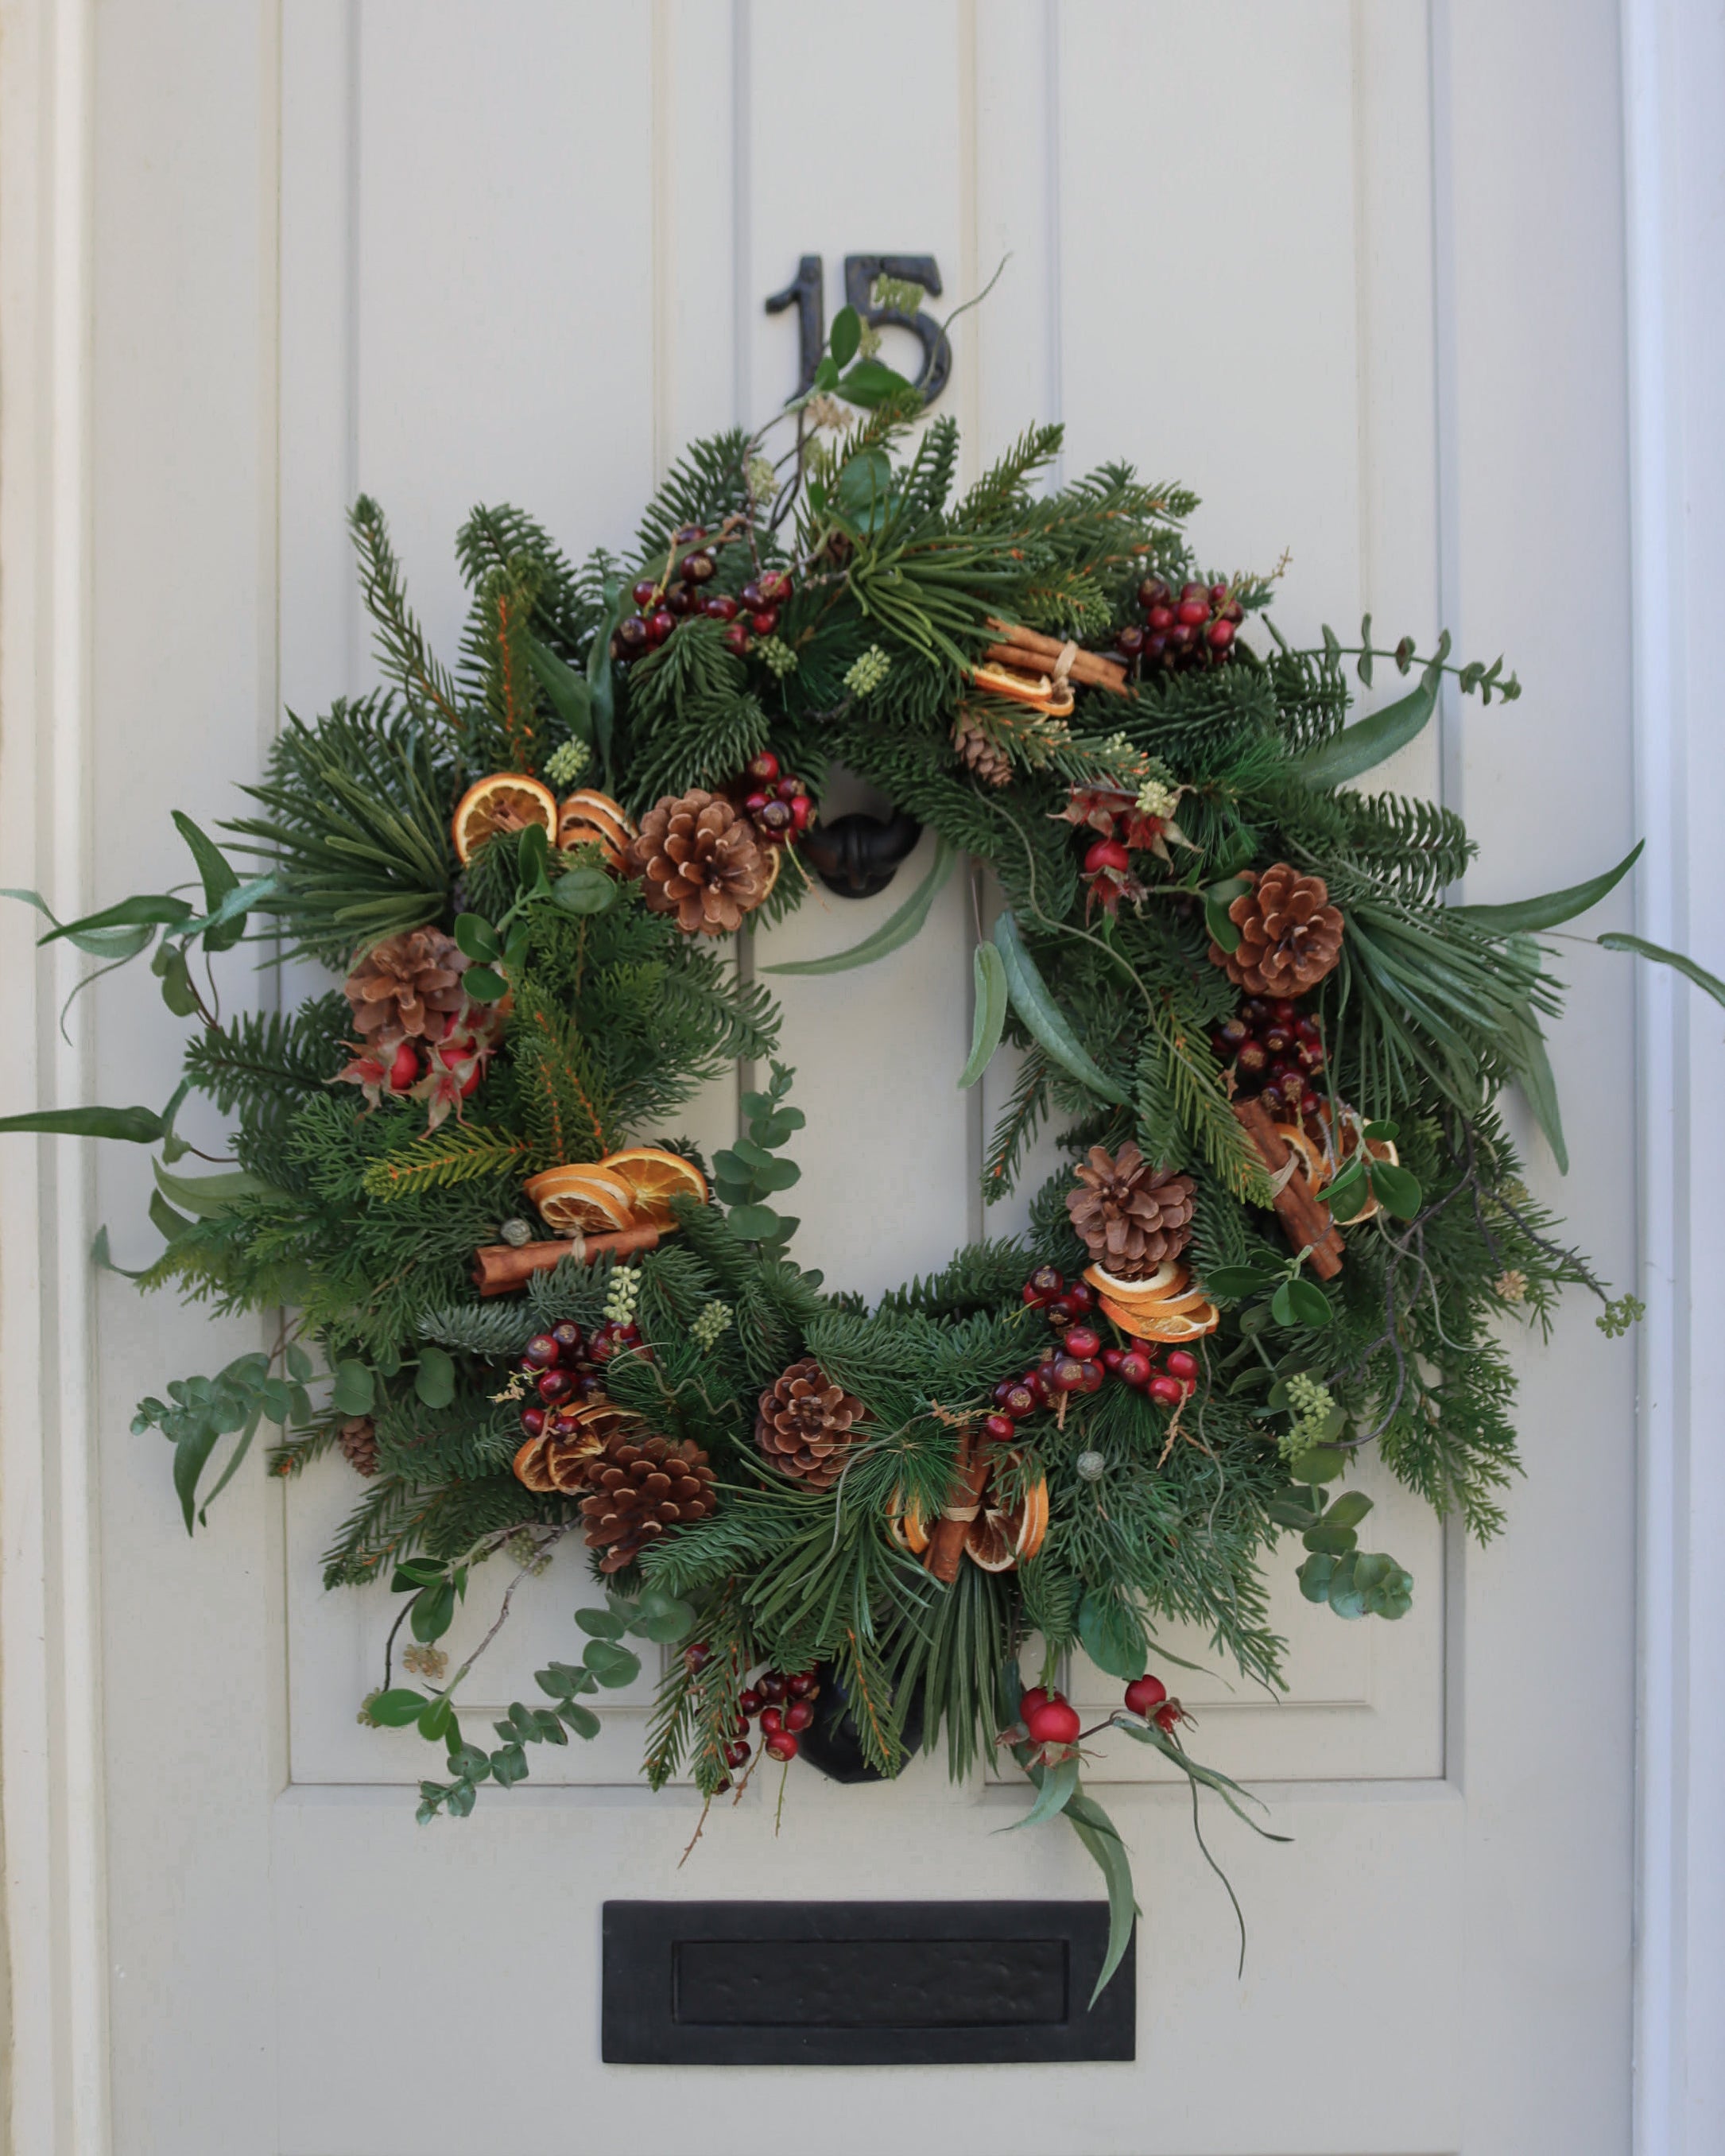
0, 2, 113, 2154
1621, 2, 1725, 2151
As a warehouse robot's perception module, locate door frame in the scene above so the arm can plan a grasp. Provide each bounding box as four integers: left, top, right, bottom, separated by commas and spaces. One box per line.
0, 2, 1720, 2150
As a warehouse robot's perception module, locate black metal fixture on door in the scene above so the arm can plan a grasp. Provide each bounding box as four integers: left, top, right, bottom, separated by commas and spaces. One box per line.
800, 810, 922, 900
766, 254, 949, 405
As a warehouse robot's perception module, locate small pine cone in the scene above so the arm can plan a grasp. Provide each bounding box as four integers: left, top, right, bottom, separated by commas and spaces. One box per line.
1067, 1142, 1196, 1278
952, 716, 1012, 788
756, 1358, 867, 1491
342, 926, 468, 1052
578, 1429, 717, 1574
1208, 863, 1344, 998
627, 789, 769, 936
338, 1416, 378, 1477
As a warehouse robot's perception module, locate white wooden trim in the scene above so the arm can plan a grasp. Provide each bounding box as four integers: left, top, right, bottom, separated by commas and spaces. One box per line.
1622, 1, 1725, 2149
0, 2, 112, 2150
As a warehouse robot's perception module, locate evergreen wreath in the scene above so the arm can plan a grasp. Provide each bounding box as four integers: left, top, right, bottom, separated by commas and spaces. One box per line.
7, 299, 1708, 2003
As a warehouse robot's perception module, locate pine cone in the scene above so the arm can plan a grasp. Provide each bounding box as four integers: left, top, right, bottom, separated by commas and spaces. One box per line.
953, 716, 1011, 788
1067, 1142, 1196, 1278
756, 1359, 867, 1490
627, 789, 769, 936
1208, 863, 1343, 997
338, 1416, 378, 1477
578, 1429, 717, 1574
343, 927, 469, 1051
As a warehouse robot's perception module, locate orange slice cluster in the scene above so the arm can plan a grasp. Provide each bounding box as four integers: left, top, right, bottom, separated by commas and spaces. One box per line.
1083, 1260, 1221, 1343
557, 788, 638, 869
452, 773, 560, 865
890, 1450, 1049, 1574
524, 1146, 709, 1239
1274, 1119, 1400, 1223
513, 1399, 640, 1494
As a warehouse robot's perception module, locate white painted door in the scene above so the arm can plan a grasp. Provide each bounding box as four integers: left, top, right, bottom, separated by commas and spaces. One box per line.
1, 4, 1648, 2151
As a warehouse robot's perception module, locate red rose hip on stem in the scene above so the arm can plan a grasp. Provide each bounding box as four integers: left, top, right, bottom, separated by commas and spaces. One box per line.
1124, 1673, 1168, 1717
1018, 1685, 1051, 1719
1023, 1696, 1082, 1747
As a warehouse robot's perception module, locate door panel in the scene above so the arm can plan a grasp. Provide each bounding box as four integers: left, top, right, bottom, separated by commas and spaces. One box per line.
63, 2, 1636, 2150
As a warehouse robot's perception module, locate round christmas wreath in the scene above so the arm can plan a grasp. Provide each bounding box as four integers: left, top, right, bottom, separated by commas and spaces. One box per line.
8, 306, 1689, 1999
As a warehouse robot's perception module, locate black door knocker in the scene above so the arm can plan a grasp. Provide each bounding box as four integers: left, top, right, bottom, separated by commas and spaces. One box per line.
801, 810, 922, 899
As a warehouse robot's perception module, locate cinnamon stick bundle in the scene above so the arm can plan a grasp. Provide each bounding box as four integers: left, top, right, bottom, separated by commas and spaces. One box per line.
472, 1223, 661, 1296
983, 617, 1130, 696
1232, 1097, 1345, 1280
924, 1431, 994, 1585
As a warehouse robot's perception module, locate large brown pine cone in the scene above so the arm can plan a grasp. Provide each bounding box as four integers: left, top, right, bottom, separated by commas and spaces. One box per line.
1208, 863, 1343, 997
578, 1429, 717, 1574
338, 1415, 378, 1476
756, 1359, 867, 1490
1067, 1142, 1196, 1279
627, 789, 769, 936
343, 927, 469, 1050
953, 716, 1012, 788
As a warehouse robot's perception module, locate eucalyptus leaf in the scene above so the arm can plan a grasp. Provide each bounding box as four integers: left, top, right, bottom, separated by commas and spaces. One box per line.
1449, 842, 1642, 934
1002, 1752, 1081, 1832
1598, 931, 1725, 1013
994, 910, 1130, 1106
0, 1104, 165, 1144
762, 836, 955, 975
331, 1359, 375, 1415
1297, 670, 1438, 789
959, 940, 1008, 1089
414, 1345, 456, 1409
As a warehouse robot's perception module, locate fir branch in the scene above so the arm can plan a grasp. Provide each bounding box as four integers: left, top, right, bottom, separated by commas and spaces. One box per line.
361, 1123, 543, 1201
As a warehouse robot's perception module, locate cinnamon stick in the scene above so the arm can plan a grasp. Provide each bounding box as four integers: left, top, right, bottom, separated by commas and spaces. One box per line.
1232, 1097, 1345, 1281
925, 1432, 994, 1586
472, 1223, 661, 1296
983, 618, 1130, 696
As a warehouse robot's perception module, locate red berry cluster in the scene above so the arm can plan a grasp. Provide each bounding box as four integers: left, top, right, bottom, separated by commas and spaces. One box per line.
721, 1664, 820, 1778
1115, 578, 1242, 673
611, 524, 793, 665
983, 1269, 1198, 1426
736, 749, 812, 847
1211, 995, 1327, 1121
1017, 1685, 1081, 1750
514, 1320, 646, 1440
1123, 1672, 1181, 1735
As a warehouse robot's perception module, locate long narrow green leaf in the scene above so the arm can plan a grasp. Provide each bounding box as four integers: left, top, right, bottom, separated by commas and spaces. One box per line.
993, 911, 1130, 1105
1297, 671, 1437, 788
762, 836, 956, 976
999, 1752, 1081, 1832
525, 634, 594, 743
154, 1161, 271, 1216
1507, 1014, 1568, 1173
1598, 931, 1725, 1011
1064, 1790, 1140, 2007
0, 1104, 165, 1143
1, 886, 158, 960
958, 940, 1007, 1088
1449, 842, 1642, 934
37, 893, 193, 944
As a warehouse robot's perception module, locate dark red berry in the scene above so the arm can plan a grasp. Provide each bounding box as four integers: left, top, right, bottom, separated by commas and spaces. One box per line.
1180, 582, 1205, 602
1063, 1324, 1102, 1361
739, 579, 765, 611
744, 790, 771, 816
724, 1739, 750, 1768
1138, 578, 1172, 611
1272, 1000, 1298, 1026
738, 1688, 762, 1717
773, 774, 804, 802
647, 609, 676, 645
732, 1713, 750, 1737
1301, 1089, 1322, 1117
704, 592, 739, 622
1066, 1281, 1095, 1315
1125, 1673, 1168, 1716
1207, 618, 1235, 651
550, 1320, 583, 1356
766, 1730, 800, 1762
1237, 1041, 1269, 1075
1176, 598, 1210, 628
1114, 625, 1145, 657
1118, 1349, 1153, 1388
616, 615, 650, 656
1209, 582, 1230, 605
523, 1334, 560, 1370
1023, 1697, 1082, 1747
1147, 604, 1176, 632
757, 799, 794, 840
1078, 1359, 1106, 1394
1243, 997, 1273, 1026
1165, 1349, 1200, 1382
746, 750, 781, 784
1100, 1346, 1126, 1375
684, 1641, 711, 1673
750, 608, 779, 636
1148, 1373, 1184, 1408
789, 795, 812, 832
983, 1411, 1017, 1443
519, 1406, 546, 1437
1220, 1017, 1250, 1047
666, 584, 697, 616
631, 577, 658, 609
784, 1700, 814, 1732
998, 1380, 1038, 1419
1052, 1356, 1087, 1394
680, 550, 715, 584
786, 1671, 819, 1698
758, 569, 793, 604
759, 1706, 784, 1736
758, 1671, 787, 1704
537, 1368, 576, 1404
722, 622, 750, 657
1045, 1295, 1078, 1330
671, 524, 707, 545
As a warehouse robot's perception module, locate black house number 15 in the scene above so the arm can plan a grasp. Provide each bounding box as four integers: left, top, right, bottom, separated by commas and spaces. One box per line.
766, 255, 951, 405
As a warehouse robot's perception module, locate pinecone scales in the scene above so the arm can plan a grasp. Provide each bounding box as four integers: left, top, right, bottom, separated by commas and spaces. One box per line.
756, 1359, 866, 1490
342, 927, 469, 1051
953, 716, 1011, 788
627, 788, 769, 936
338, 1415, 378, 1476
578, 1429, 717, 1574
1208, 863, 1343, 997
1067, 1142, 1196, 1278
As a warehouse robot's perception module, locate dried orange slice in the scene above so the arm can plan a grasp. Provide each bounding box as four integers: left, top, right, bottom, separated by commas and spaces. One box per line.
523, 1162, 637, 1236
971, 659, 1076, 718
599, 1145, 709, 1227
888, 1488, 931, 1555
1084, 1260, 1186, 1305
1129, 1303, 1220, 1343
452, 773, 559, 865
513, 1433, 557, 1492
557, 788, 638, 868
1273, 1123, 1327, 1185
964, 1468, 1049, 1572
